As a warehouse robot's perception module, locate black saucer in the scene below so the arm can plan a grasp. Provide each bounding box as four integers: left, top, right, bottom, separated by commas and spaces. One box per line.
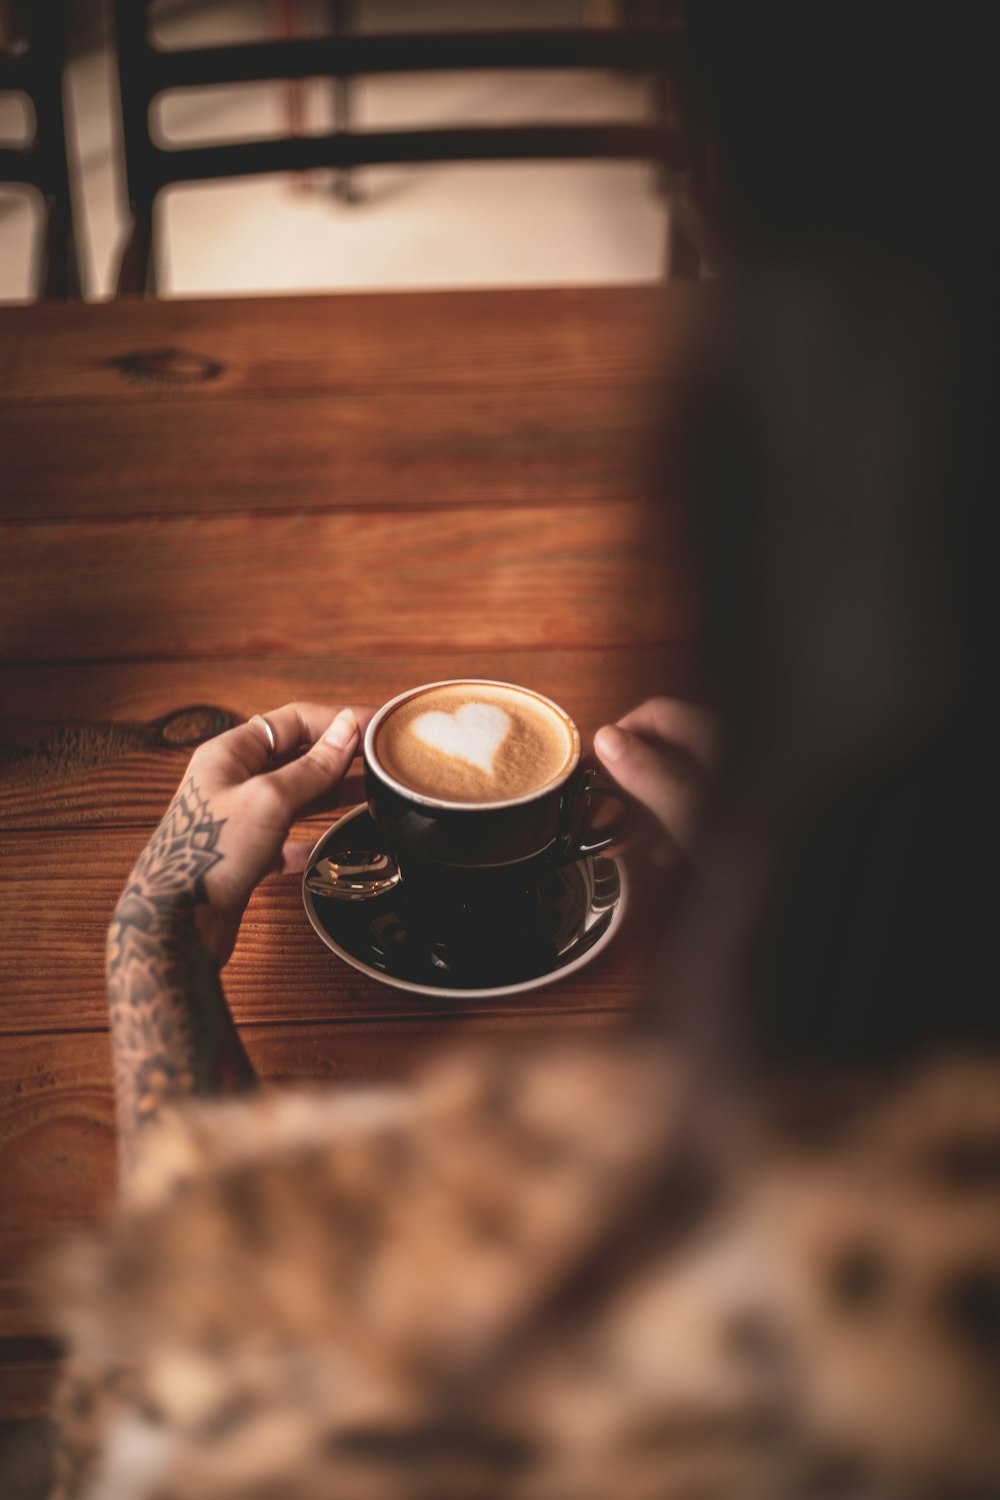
303, 806, 627, 998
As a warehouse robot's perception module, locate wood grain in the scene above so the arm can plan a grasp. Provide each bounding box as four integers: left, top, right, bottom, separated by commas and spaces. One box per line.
0, 286, 696, 405
0, 384, 669, 521
0, 824, 677, 1033
0, 503, 694, 662
0, 645, 700, 829
0, 284, 705, 1417
0, 645, 696, 721
0, 1349, 61, 1419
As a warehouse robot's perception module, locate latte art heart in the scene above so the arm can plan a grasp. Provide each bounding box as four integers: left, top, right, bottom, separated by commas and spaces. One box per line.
412, 703, 510, 776
374, 682, 576, 804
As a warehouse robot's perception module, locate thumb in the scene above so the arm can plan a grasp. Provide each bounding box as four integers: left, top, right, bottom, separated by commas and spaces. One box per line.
269, 708, 361, 817
278, 837, 316, 875
593, 724, 698, 851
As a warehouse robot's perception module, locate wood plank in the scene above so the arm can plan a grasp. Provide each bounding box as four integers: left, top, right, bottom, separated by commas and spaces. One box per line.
0, 645, 699, 829
0, 382, 669, 520
0, 285, 696, 405
0, 1350, 60, 1418
0, 644, 695, 722
0, 503, 694, 662
0, 285, 704, 1421
0, 1011, 635, 1367
0, 824, 676, 1033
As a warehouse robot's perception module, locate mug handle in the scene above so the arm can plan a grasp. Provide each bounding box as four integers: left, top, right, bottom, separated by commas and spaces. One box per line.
565, 764, 634, 858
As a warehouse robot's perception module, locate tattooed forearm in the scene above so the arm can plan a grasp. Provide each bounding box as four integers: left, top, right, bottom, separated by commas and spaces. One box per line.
107, 776, 256, 1176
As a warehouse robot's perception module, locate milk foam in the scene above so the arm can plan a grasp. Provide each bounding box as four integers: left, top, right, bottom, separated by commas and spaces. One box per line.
373, 682, 577, 805
412, 702, 510, 776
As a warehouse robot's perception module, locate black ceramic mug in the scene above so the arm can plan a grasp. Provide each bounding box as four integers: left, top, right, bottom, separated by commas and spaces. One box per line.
364, 679, 628, 862
358, 680, 630, 972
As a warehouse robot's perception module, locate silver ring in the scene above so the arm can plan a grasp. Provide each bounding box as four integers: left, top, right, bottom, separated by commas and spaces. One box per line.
257, 714, 277, 761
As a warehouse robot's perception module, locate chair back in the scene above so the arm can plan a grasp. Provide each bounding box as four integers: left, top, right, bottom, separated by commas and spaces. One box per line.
0, 0, 79, 298
111, 1, 707, 294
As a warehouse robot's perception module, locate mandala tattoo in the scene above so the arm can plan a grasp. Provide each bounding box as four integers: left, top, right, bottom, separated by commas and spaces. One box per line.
107, 777, 254, 1173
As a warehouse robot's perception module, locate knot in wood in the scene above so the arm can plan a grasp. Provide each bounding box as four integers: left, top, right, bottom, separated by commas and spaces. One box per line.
105, 348, 224, 386
158, 706, 236, 747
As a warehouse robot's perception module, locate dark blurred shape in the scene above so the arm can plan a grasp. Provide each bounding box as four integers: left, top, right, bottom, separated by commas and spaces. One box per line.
940, 1266, 1000, 1361
827, 1243, 893, 1313
684, 2, 998, 279
109, 0, 704, 293
0, 0, 80, 297
656, 3, 999, 1076
0, 1416, 55, 1500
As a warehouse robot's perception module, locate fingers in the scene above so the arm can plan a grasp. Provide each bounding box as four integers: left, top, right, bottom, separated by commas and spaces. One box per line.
591, 697, 719, 855
192, 703, 340, 780
195, 702, 373, 779
265, 705, 376, 818
279, 837, 316, 875
593, 722, 700, 852
190, 700, 375, 823
614, 697, 720, 768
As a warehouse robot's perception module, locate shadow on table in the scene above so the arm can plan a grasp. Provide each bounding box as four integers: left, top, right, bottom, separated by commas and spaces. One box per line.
0, 1419, 55, 1500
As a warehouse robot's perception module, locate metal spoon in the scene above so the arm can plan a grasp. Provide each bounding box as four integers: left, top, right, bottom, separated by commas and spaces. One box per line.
305, 849, 400, 901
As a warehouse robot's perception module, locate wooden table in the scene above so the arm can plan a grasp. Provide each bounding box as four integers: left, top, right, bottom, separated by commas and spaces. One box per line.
0, 284, 702, 1417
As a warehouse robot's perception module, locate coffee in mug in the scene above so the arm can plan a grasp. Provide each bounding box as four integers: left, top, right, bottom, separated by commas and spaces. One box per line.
371, 680, 578, 806
307, 682, 630, 985
364, 680, 630, 872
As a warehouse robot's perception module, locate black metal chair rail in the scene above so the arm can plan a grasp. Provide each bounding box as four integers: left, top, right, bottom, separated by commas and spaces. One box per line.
111, 6, 706, 294
0, 0, 80, 298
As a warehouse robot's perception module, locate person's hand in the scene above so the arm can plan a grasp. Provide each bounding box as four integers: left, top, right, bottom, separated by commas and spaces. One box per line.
133, 703, 375, 966
593, 697, 719, 861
